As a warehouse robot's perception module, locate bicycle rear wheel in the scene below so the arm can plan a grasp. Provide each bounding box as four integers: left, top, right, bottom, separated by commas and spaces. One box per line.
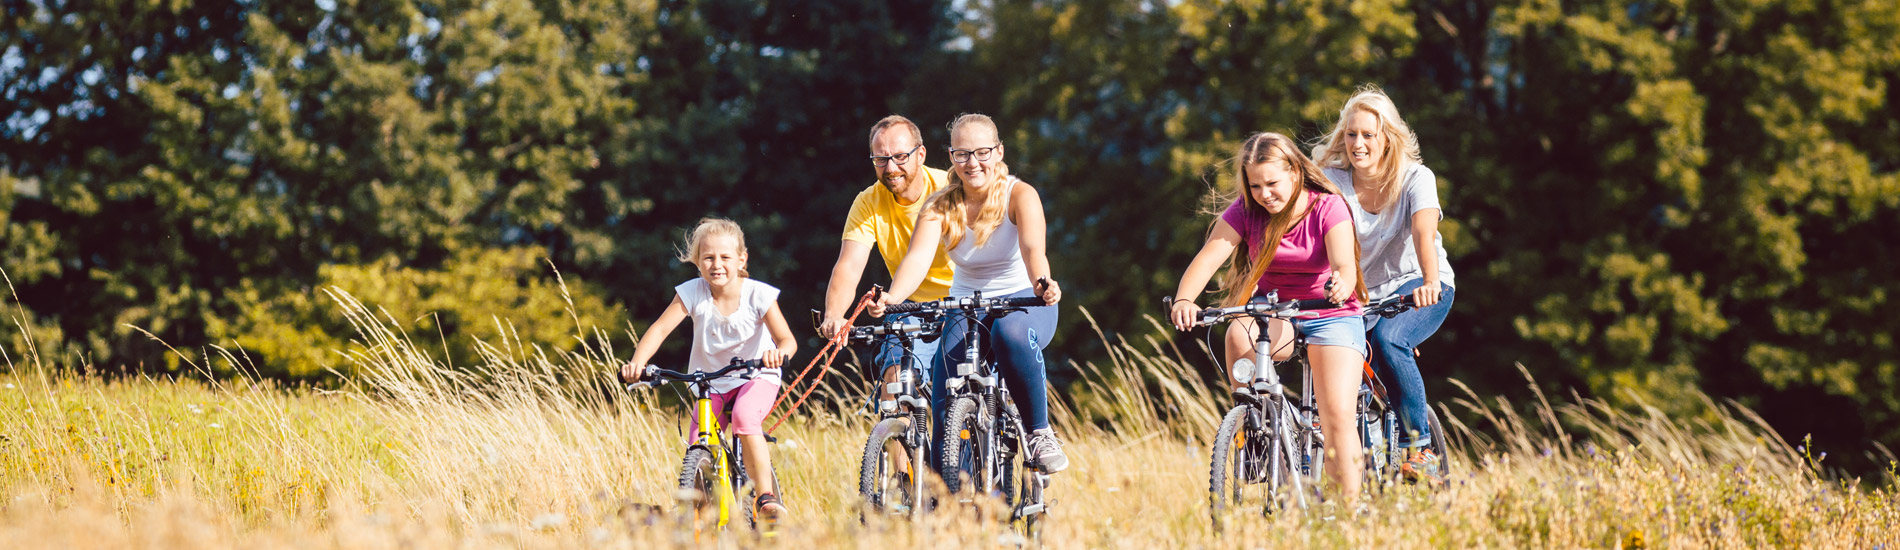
859, 416, 923, 519
1360, 391, 1401, 489
1427, 407, 1451, 478
996, 412, 1021, 507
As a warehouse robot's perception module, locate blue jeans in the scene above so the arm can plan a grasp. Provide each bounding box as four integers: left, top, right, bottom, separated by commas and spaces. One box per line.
1363, 279, 1454, 448
870, 305, 942, 391
931, 288, 1059, 447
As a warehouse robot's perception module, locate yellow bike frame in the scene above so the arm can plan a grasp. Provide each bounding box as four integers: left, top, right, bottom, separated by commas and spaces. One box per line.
691, 392, 738, 529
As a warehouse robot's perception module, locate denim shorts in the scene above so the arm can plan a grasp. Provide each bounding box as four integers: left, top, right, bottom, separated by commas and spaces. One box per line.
1291, 315, 1368, 359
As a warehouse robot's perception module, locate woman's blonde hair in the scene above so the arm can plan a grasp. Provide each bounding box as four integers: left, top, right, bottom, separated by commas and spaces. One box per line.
923, 113, 1013, 250
1216, 133, 1368, 308
1311, 84, 1422, 209
675, 217, 749, 278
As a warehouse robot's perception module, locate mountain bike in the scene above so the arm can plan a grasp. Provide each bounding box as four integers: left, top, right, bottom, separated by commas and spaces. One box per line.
886, 292, 1053, 539
850, 313, 941, 520
1359, 295, 1451, 486
627, 358, 778, 533
1171, 292, 1337, 529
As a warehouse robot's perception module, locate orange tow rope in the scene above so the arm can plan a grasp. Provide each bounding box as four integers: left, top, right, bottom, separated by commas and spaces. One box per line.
765, 289, 877, 436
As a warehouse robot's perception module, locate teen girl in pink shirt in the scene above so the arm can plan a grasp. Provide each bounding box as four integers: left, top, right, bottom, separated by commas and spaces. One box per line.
1167, 132, 1371, 502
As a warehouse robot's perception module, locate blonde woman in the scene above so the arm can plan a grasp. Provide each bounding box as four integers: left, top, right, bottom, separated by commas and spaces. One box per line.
1312, 85, 1457, 483
1168, 132, 1369, 500
872, 113, 1069, 473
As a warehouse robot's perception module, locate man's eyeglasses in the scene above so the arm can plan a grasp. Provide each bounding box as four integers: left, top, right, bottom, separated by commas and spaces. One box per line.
948, 145, 1001, 164
869, 143, 923, 167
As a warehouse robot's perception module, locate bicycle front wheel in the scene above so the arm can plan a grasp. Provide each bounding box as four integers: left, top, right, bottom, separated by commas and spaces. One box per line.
859, 416, 922, 519
677, 447, 727, 528
1209, 404, 1267, 530
938, 397, 991, 496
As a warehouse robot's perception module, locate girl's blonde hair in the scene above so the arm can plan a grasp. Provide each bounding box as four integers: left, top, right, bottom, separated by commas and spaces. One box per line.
1311, 84, 1422, 209
1216, 133, 1368, 308
676, 217, 749, 278
924, 113, 1013, 250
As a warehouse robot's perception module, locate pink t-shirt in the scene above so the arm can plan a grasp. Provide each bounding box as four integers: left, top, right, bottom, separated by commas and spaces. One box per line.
1220, 191, 1362, 318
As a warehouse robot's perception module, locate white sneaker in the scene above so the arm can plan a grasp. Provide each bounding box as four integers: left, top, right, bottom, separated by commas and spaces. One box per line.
1028, 429, 1069, 473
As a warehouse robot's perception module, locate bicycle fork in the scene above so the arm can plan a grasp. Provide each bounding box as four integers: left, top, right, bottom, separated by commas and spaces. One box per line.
699, 402, 737, 528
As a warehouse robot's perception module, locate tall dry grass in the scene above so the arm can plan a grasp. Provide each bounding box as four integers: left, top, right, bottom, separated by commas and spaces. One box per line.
2, 283, 1897, 548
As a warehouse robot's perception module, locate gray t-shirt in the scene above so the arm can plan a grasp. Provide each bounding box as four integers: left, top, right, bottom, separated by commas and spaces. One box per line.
1325, 165, 1456, 301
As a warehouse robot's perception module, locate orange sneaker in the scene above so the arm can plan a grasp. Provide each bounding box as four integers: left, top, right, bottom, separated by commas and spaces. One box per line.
1399, 448, 1445, 486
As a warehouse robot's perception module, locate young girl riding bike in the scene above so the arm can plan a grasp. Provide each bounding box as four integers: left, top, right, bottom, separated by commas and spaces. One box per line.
1168, 132, 1371, 502
621, 217, 798, 522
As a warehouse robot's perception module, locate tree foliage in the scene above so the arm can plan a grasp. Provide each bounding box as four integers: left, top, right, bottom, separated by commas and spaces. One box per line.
4, 0, 1898, 470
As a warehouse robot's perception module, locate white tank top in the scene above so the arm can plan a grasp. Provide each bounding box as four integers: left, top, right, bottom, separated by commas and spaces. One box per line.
948, 177, 1034, 296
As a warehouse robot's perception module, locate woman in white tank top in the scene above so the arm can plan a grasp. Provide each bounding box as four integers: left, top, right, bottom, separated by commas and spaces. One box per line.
874, 113, 1071, 474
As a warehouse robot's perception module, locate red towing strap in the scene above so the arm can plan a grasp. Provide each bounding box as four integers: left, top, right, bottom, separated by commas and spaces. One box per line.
765, 289, 877, 436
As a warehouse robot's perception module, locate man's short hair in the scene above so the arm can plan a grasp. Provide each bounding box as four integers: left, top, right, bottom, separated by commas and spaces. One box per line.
869, 115, 923, 150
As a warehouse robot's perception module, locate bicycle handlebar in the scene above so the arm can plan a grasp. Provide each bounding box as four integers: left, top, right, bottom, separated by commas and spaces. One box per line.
1364, 295, 1417, 319
1165, 292, 1343, 328
629, 358, 768, 390
884, 294, 1047, 315
847, 318, 939, 343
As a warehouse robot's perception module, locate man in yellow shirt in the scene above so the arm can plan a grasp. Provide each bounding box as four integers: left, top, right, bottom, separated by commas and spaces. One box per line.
819, 115, 956, 388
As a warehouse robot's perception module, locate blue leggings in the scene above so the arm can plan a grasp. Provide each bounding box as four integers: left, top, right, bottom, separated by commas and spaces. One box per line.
1364, 278, 1455, 448
931, 287, 1059, 440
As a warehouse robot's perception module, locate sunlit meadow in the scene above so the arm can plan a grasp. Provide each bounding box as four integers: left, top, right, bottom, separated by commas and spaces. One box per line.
2, 285, 1896, 549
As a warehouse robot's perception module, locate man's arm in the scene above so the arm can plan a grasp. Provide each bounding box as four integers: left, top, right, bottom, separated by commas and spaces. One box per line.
820, 240, 875, 339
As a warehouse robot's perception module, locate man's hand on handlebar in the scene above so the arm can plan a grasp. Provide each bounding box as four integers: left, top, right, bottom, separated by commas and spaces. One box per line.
819, 314, 850, 340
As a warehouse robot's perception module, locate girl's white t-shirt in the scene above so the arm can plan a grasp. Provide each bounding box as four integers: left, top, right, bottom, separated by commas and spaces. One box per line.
675, 278, 782, 393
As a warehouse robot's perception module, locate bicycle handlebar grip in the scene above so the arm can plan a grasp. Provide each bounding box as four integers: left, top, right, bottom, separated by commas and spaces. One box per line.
1001, 297, 1047, 308
1293, 298, 1338, 311
885, 301, 927, 314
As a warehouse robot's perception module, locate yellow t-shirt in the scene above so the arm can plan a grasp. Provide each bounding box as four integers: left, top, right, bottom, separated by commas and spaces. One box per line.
842, 167, 956, 301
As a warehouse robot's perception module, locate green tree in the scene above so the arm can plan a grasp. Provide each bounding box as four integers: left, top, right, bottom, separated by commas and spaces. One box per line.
2, 0, 645, 373
1399, 0, 1900, 468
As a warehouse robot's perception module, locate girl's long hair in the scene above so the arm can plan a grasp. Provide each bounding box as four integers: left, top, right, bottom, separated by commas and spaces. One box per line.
1310, 84, 1422, 209
923, 113, 1013, 250
675, 217, 749, 278
1214, 133, 1367, 308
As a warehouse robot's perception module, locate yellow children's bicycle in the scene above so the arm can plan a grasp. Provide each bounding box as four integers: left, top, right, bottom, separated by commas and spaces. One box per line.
628, 358, 778, 533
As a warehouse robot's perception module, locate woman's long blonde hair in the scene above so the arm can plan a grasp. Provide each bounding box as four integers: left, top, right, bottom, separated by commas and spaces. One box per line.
1311, 84, 1422, 209
675, 217, 749, 278
1216, 133, 1368, 308
923, 113, 1013, 250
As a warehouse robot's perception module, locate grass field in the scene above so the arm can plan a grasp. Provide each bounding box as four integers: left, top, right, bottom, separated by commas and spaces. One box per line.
2, 289, 1897, 548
